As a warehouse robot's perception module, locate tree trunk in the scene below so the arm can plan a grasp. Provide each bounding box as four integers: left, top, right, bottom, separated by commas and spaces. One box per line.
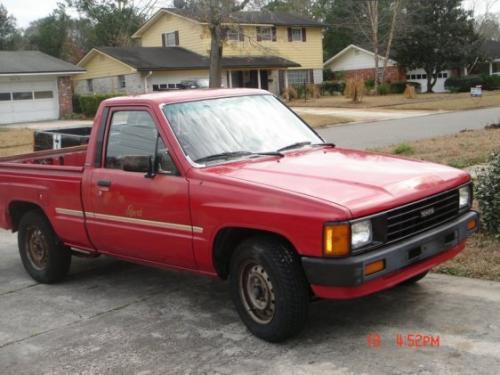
425, 69, 438, 93
367, 1, 379, 93
381, 0, 401, 82
209, 24, 223, 88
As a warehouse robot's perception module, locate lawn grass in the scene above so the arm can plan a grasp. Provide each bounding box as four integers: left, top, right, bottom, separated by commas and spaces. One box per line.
0, 128, 34, 157
290, 90, 500, 111
371, 128, 500, 168
298, 113, 351, 128
434, 234, 500, 281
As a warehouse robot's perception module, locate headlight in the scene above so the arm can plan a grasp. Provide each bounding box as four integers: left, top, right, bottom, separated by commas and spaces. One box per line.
351, 220, 373, 249
459, 186, 471, 209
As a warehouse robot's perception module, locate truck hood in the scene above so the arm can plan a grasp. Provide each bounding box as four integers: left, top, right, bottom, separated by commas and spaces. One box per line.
205, 147, 470, 218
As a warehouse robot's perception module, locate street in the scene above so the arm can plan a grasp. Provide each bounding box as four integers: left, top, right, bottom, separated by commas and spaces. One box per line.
1, 229, 499, 374
317, 106, 500, 149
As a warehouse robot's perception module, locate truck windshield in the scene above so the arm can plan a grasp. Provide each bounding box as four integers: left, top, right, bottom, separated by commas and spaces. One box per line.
162, 95, 322, 164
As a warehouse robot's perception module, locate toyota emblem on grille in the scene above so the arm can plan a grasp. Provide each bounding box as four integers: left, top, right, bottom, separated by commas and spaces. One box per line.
420, 207, 435, 218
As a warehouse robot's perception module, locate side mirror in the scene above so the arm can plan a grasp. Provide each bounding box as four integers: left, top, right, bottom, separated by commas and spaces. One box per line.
122, 155, 154, 176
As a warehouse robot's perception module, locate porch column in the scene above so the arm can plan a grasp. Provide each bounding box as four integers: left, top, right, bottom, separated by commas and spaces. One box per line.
490, 62, 493, 75
284, 70, 289, 89
464, 66, 468, 76
228, 70, 232, 88
257, 69, 261, 89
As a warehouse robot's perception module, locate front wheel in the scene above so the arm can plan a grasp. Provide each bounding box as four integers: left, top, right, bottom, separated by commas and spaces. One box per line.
229, 236, 309, 342
18, 210, 71, 283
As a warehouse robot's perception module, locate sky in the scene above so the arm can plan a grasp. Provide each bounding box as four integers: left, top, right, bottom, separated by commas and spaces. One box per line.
2, 0, 500, 28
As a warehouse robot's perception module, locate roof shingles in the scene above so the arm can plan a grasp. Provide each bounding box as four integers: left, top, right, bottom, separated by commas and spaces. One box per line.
0, 51, 84, 75
97, 47, 300, 70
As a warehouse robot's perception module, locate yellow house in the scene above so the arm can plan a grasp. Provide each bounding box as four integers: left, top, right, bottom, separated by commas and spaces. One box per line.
74, 8, 325, 96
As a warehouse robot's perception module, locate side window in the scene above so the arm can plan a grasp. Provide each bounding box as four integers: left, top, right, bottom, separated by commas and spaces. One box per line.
105, 110, 177, 175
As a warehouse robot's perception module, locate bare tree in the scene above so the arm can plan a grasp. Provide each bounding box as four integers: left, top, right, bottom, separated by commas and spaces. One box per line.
179, 0, 258, 88
346, 0, 403, 92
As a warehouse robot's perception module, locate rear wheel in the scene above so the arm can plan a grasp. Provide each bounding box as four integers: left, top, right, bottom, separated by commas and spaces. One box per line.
400, 271, 429, 285
18, 210, 71, 283
229, 236, 309, 342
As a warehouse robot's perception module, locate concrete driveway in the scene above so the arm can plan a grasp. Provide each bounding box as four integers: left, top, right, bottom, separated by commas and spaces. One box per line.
317, 106, 500, 149
1, 229, 499, 374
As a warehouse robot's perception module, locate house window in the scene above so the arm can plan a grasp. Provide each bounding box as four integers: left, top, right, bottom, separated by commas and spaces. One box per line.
257, 26, 273, 41
163, 31, 178, 47
13, 92, 33, 100
442, 72, 448, 78
227, 27, 243, 41
287, 69, 311, 86
87, 79, 94, 92
290, 27, 303, 41
0, 92, 11, 101
406, 75, 411, 80
118, 75, 126, 89
34, 91, 54, 99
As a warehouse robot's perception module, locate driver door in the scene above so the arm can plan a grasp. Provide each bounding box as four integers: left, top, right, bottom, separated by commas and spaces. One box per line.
84, 108, 195, 268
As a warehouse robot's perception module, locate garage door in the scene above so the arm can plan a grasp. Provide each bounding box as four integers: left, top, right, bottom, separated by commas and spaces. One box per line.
0, 80, 59, 125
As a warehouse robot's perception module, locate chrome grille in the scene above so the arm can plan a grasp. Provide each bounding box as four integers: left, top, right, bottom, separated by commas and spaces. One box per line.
385, 189, 460, 243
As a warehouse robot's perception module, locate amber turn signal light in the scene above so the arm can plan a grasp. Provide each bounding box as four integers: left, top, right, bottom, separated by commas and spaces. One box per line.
323, 223, 350, 257
467, 218, 477, 231
364, 260, 385, 276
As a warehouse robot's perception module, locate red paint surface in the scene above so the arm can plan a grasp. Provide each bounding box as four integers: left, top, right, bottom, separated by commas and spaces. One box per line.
0, 89, 473, 299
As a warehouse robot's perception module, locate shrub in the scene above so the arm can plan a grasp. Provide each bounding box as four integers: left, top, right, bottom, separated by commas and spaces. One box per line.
377, 83, 390, 95
323, 69, 334, 81
476, 151, 500, 237
72, 95, 82, 114
306, 84, 321, 99
79, 94, 120, 118
481, 74, 500, 90
393, 143, 415, 155
365, 78, 375, 89
282, 86, 298, 101
389, 81, 407, 94
444, 75, 483, 93
344, 78, 365, 103
321, 81, 345, 95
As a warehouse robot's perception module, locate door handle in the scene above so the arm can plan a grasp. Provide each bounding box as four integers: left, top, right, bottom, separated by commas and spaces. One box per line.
97, 180, 112, 187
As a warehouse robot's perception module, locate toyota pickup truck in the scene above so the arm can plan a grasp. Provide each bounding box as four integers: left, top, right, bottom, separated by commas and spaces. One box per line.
0, 89, 479, 342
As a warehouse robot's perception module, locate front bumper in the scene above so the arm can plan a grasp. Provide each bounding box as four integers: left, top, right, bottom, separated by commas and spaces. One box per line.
302, 211, 479, 299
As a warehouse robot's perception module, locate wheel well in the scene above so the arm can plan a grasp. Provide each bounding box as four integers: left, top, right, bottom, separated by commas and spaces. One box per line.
8, 201, 44, 232
212, 227, 296, 279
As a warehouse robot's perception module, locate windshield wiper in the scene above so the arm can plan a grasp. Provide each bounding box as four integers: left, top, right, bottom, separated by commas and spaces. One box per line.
277, 141, 312, 153
311, 142, 336, 148
194, 151, 283, 164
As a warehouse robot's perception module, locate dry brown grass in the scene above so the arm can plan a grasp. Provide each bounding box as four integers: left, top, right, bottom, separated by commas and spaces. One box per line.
298, 113, 351, 128
434, 234, 500, 281
0, 128, 34, 157
291, 90, 500, 110
371, 128, 500, 168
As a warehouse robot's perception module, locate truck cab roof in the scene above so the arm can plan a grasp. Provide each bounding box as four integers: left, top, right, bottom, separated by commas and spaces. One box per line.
102, 88, 271, 107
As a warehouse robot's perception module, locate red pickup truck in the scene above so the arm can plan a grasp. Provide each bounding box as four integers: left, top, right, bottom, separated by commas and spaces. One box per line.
0, 89, 479, 342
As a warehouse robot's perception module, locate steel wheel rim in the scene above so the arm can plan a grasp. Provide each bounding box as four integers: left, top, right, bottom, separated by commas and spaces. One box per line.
239, 261, 275, 324
25, 226, 48, 271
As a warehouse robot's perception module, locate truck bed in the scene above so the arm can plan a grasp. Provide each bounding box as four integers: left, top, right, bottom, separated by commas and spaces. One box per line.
0, 145, 92, 251
0, 145, 87, 170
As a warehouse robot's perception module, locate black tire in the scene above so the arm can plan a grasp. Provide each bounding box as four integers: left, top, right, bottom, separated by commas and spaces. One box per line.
400, 271, 429, 285
229, 235, 309, 342
18, 210, 71, 283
